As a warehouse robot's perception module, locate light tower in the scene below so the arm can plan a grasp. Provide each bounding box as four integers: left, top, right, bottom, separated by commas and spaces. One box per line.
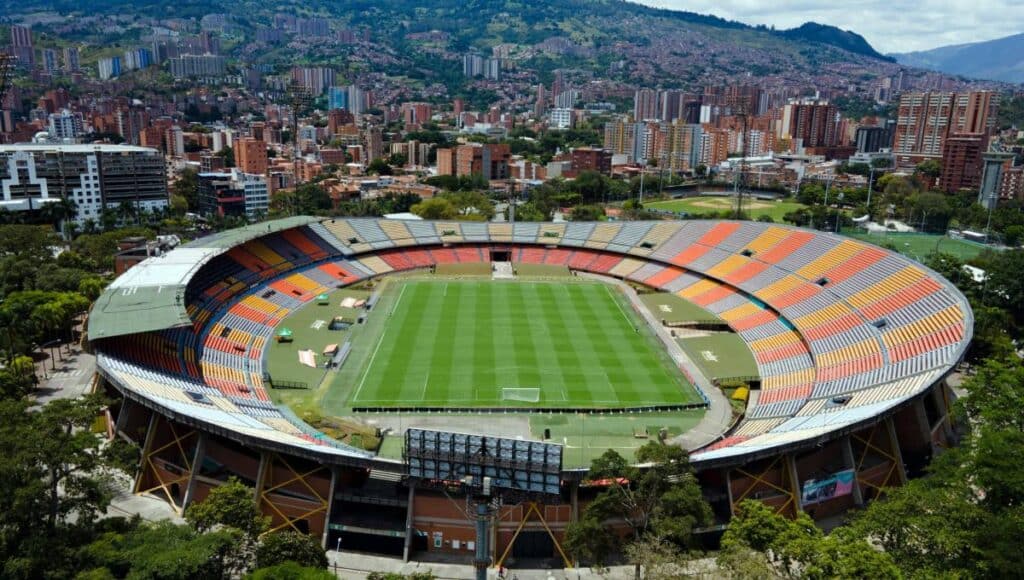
286, 80, 313, 215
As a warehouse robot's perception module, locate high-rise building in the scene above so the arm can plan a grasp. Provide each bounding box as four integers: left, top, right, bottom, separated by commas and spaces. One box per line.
47, 109, 84, 141
554, 90, 579, 110
327, 86, 348, 111
198, 169, 268, 218
234, 137, 268, 175
0, 143, 168, 223
41, 49, 58, 73
462, 54, 502, 80
550, 108, 573, 129
62, 47, 80, 72
8, 25, 33, 69
569, 147, 612, 176
401, 102, 432, 126
604, 118, 637, 161
123, 48, 152, 71
296, 17, 330, 37
634, 89, 659, 121
939, 133, 985, 193
98, 57, 122, 80
453, 143, 510, 179
291, 66, 336, 95
436, 148, 455, 176
855, 126, 892, 153
169, 54, 226, 78
658, 121, 703, 172
893, 91, 999, 167
779, 100, 840, 150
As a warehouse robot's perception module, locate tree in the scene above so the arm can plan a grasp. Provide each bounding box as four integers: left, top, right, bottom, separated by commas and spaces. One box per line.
185, 477, 268, 537
216, 146, 235, 168
569, 204, 604, 221
256, 531, 328, 570
410, 197, 458, 220
172, 168, 199, 212
565, 442, 712, 574
82, 519, 239, 580
185, 477, 269, 577
915, 159, 942, 179
0, 396, 135, 578
623, 534, 687, 580
847, 356, 1024, 579
367, 158, 393, 175
443, 190, 495, 220
0, 356, 37, 399
1004, 225, 1024, 247
722, 500, 899, 579
249, 561, 336, 580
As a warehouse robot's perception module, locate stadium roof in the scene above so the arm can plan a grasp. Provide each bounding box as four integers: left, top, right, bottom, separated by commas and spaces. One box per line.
89, 216, 319, 341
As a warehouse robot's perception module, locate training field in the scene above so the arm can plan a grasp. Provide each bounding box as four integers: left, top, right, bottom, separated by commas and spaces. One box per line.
349, 280, 702, 409
647, 196, 807, 221
841, 230, 992, 261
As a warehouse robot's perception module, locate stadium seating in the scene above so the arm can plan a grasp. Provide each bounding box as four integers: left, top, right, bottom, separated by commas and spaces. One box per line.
94, 218, 972, 466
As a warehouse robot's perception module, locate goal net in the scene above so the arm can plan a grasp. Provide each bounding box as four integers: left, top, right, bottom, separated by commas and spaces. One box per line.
501, 387, 541, 403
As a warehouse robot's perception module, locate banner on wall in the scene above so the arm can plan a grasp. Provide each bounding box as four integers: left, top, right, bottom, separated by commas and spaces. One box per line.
800, 469, 855, 506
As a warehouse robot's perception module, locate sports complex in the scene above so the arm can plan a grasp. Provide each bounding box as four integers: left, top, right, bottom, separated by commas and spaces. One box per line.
87, 217, 971, 567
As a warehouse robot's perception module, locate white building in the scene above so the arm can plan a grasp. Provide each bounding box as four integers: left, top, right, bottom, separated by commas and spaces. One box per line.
47, 110, 85, 142
550, 108, 573, 130
0, 144, 168, 224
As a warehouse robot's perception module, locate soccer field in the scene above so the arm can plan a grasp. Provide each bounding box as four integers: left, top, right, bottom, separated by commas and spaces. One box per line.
348, 280, 702, 409
646, 196, 807, 221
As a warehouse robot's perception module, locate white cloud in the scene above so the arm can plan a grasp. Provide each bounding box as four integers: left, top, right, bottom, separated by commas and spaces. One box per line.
635, 0, 1024, 53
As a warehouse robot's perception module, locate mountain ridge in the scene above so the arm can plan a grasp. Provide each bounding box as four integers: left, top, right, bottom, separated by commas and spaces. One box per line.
892, 33, 1024, 83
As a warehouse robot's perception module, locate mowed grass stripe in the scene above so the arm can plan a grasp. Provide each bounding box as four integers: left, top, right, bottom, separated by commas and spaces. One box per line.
350, 281, 699, 408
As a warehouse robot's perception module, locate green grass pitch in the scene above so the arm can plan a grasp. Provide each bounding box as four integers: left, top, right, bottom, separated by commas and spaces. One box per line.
348, 280, 702, 409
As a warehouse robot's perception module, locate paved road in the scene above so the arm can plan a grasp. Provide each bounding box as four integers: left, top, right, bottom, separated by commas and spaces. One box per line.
33, 344, 97, 405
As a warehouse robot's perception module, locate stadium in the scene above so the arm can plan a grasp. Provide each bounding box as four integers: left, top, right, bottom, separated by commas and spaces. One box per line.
88, 217, 971, 567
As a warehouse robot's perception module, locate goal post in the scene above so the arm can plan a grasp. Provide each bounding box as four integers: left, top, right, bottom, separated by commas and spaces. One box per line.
501, 387, 541, 403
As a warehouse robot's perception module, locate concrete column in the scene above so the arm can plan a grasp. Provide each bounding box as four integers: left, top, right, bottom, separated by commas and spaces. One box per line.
113, 398, 131, 437
254, 452, 271, 502
785, 454, 802, 514
402, 485, 415, 562
725, 468, 736, 516
841, 436, 864, 506
913, 398, 933, 449
321, 467, 339, 549
885, 417, 908, 485
133, 411, 157, 493
181, 432, 207, 510
932, 383, 955, 441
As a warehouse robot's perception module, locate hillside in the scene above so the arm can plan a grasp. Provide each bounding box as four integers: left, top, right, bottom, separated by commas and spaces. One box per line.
893, 33, 1024, 83
3, 0, 910, 92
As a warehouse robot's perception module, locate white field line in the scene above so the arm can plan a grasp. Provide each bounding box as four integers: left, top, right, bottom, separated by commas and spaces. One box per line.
604, 285, 634, 329
352, 283, 408, 402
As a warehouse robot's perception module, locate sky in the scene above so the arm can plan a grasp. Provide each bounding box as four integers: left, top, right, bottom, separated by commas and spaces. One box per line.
637, 0, 1024, 53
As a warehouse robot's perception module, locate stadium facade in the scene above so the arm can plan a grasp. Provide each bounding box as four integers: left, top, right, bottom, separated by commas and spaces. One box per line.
89, 217, 969, 564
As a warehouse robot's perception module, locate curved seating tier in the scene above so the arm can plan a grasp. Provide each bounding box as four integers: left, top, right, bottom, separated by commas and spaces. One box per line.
95, 218, 971, 466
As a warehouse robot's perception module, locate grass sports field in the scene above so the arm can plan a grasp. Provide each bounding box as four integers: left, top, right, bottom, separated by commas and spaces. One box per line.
349, 280, 702, 409
646, 196, 807, 221
841, 229, 992, 261
678, 334, 759, 382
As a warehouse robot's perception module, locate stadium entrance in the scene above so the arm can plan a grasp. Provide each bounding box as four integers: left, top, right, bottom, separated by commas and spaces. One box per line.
490, 247, 512, 262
